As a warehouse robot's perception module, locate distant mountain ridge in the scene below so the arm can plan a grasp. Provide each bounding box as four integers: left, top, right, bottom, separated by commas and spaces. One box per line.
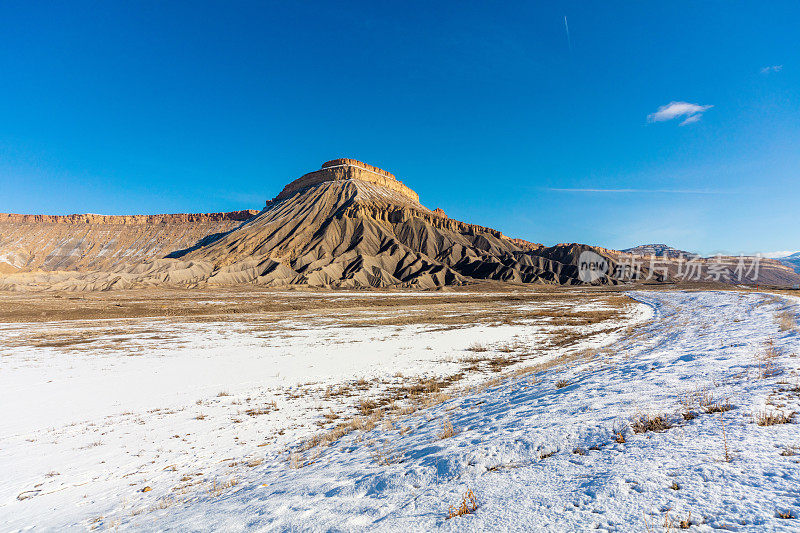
616, 244, 800, 286
779, 252, 800, 274
621, 244, 698, 259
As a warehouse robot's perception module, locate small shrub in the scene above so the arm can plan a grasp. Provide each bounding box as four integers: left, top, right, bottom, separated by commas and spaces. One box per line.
438, 418, 457, 439
289, 452, 302, 469
466, 342, 488, 353
704, 397, 733, 414
555, 380, 570, 389
446, 489, 477, 519
208, 478, 237, 497
572, 447, 586, 455
720, 417, 732, 463
780, 446, 799, 456
755, 410, 795, 426
244, 406, 271, 416
371, 442, 403, 465
630, 413, 672, 434
756, 340, 781, 379
358, 399, 378, 416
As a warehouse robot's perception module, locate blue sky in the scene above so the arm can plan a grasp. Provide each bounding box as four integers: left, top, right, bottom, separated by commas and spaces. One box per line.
1, 1, 798, 255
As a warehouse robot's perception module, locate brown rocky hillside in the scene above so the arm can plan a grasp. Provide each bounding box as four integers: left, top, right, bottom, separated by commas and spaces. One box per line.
0, 211, 258, 273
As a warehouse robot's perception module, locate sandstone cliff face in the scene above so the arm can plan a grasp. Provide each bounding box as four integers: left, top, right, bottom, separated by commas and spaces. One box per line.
273, 159, 420, 203
0, 211, 258, 225
0, 211, 259, 272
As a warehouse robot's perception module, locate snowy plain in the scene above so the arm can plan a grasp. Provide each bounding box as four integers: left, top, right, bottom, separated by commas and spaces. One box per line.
1, 290, 799, 531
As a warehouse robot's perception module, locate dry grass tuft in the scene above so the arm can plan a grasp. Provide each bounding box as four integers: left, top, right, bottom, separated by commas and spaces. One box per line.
208, 478, 238, 497
466, 342, 488, 353
630, 413, 672, 434
438, 418, 457, 439
704, 397, 733, 414
778, 311, 797, 332
555, 379, 570, 389
370, 441, 404, 465
756, 340, 781, 379
539, 449, 556, 459
446, 489, 477, 519
780, 445, 800, 456
289, 452, 302, 469
755, 409, 795, 426
777, 510, 795, 519
720, 417, 732, 463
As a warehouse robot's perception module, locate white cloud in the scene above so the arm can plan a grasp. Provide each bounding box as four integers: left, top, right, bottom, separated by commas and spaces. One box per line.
760, 65, 782, 74
647, 101, 713, 126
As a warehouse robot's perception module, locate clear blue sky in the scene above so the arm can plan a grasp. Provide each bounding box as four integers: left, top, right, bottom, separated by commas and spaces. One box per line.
1, 2, 798, 255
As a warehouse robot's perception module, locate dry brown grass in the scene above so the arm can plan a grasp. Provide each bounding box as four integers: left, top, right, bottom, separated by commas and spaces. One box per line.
703, 397, 733, 414
208, 478, 238, 497
438, 418, 457, 439
243, 405, 274, 417
555, 379, 570, 389
755, 409, 795, 426
720, 417, 732, 463
630, 413, 672, 434
780, 445, 800, 456
756, 340, 781, 379
370, 441, 404, 465
466, 342, 488, 353
282, 292, 634, 454
446, 489, 477, 519
778, 311, 797, 332
289, 452, 302, 469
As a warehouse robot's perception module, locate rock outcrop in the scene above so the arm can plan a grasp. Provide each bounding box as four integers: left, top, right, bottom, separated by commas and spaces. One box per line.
272, 159, 420, 203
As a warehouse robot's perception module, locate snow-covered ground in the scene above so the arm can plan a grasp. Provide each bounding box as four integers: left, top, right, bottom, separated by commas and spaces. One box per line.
1, 291, 799, 531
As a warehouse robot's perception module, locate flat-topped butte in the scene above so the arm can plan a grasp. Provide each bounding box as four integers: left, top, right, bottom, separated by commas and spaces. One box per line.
272, 158, 420, 203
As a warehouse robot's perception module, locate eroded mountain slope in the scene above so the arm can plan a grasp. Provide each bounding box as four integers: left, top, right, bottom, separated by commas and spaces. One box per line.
0, 212, 258, 273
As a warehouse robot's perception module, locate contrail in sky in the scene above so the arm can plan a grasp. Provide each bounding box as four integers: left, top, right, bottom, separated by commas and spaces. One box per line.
564, 16, 572, 51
